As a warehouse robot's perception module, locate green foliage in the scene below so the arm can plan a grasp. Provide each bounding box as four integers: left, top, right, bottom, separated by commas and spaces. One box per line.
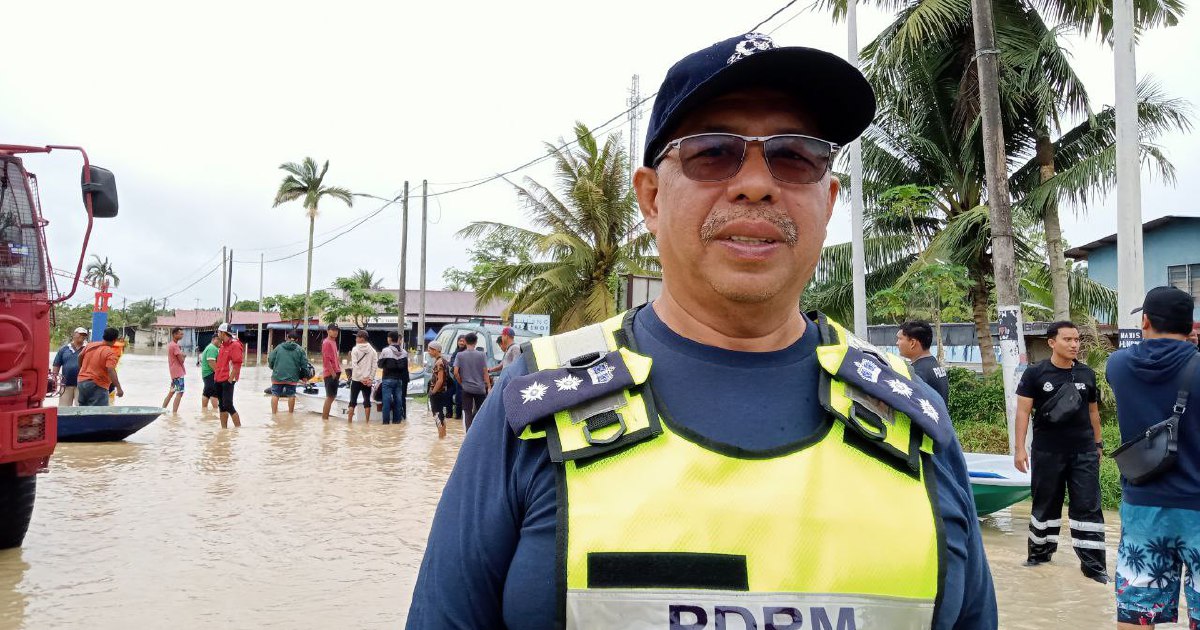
326, 276, 395, 328
51, 303, 95, 346
443, 231, 534, 295
231, 299, 262, 312
264, 291, 337, 322
272, 158, 353, 219
947, 367, 1008, 427
1099, 421, 1123, 510
123, 298, 165, 329
348, 269, 382, 290
955, 420, 1011, 455
456, 122, 659, 332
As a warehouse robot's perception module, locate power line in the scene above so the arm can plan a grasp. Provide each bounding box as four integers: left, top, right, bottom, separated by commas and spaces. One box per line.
749, 0, 802, 33
231, 194, 403, 264
160, 260, 225, 300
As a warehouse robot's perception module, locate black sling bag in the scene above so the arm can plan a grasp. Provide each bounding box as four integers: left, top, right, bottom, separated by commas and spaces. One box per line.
1112, 353, 1200, 485
1038, 363, 1084, 425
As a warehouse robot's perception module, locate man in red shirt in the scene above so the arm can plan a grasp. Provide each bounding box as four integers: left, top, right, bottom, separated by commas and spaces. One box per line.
214, 323, 244, 428
161, 327, 187, 413
321, 323, 342, 420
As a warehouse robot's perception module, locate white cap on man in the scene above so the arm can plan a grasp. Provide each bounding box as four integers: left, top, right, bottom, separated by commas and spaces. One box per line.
73, 327, 88, 335
217, 323, 231, 335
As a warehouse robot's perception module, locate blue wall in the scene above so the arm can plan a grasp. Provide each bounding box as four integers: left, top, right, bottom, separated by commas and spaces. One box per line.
1085, 218, 1200, 320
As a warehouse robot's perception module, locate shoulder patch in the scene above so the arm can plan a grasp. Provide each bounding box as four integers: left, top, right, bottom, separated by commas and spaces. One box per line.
505, 349, 648, 436
833, 345, 953, 446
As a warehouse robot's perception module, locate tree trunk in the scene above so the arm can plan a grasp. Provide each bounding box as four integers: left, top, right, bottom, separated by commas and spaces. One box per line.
973, 277, 997, 375
302, 211, 315, 352
1038, 135, 1070, 321
934, 294, 945, 364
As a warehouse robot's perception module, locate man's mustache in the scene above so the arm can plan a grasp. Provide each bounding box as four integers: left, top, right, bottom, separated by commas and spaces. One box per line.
699, 206, 799, 245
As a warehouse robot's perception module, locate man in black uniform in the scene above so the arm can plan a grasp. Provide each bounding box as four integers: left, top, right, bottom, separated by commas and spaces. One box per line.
1013, 320, 1107, 582
897, 320, 950, 404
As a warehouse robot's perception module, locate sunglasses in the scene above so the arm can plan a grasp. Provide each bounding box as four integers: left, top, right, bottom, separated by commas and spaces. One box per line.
653, 133, 840, 185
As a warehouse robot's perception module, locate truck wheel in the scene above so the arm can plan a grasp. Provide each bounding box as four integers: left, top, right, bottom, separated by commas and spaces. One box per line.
0, 466, 36, 549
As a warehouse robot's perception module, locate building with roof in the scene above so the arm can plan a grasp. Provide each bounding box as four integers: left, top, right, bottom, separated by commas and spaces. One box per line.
1066, 215, 1200, 321
153, 309, 282, 353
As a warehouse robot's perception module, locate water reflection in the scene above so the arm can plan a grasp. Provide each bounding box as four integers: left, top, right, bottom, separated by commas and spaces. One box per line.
1, 350, 1180, 628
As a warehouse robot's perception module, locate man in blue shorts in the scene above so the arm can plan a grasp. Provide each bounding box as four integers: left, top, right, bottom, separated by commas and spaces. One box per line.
1108, 286, 1200, 629
407, 32, 995, 629
268, 330, 307, 414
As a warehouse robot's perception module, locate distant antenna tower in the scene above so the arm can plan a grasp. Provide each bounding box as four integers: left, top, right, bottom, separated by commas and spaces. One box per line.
627, 74, 642, 182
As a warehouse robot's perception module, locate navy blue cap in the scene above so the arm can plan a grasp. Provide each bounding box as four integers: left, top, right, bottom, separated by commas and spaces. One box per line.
643, 33, 876, 167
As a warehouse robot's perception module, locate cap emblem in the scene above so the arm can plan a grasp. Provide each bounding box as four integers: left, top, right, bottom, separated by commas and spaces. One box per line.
728, 32, 776, 65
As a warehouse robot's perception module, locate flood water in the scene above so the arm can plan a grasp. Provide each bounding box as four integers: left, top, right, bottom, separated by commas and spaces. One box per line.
0, 351, 1184, 628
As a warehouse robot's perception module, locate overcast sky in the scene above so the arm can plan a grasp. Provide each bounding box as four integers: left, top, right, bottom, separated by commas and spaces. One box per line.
4, 1, 1197, 311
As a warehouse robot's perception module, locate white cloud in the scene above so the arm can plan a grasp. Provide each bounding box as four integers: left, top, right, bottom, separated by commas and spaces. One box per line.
2, 0, 1194, 309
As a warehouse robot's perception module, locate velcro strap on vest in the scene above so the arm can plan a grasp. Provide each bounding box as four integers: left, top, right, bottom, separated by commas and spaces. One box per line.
834, 345, 951, 446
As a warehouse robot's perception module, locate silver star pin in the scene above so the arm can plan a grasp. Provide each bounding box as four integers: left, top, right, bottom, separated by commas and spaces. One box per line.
520, 382, 548, 404
555, 374, 582, 391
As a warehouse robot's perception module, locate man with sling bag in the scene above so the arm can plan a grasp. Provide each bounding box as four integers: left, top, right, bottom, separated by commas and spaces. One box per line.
1108, 286, 1200, 629
1014, 321, 1107, 582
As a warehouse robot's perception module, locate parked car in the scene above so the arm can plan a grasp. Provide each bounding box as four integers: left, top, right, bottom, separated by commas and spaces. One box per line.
413, 321, 542, 391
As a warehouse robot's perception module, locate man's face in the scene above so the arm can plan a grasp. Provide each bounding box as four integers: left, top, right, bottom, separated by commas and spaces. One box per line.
329, 329, 339, 340
896, 331, 918, 359
635, 89, 839, 306
219, 331, 230, 343
457, 338, 467, 350
499, 334, 513, 350
1049, 327, 1080, 361
173, 330, 184, 342
72, 332, 86, 345
430, 348, 442, 359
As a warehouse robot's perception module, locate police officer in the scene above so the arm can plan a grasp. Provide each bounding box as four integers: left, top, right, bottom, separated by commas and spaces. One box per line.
408, 33, 996, 629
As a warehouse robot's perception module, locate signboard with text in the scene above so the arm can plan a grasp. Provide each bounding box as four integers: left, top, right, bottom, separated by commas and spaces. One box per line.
513, 313, 551, 337
1118, 328, 1143, 349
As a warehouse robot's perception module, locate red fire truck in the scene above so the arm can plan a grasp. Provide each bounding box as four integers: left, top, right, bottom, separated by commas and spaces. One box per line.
0, 144, 117, 548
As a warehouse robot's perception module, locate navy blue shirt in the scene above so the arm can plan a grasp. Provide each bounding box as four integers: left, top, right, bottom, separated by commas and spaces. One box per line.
407, 306, 996, 628
52, 343, 83, 386
1108, 338, 1200, 510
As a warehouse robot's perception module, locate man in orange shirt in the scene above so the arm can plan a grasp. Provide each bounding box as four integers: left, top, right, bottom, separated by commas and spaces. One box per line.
76, 327, 125, 406
214, 323, 244, 428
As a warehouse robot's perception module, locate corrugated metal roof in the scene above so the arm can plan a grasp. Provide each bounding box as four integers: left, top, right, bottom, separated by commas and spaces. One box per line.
153, 309, 281, 328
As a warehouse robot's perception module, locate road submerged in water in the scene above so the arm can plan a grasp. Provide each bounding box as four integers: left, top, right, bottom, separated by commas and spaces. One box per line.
0, 351, 1181, 628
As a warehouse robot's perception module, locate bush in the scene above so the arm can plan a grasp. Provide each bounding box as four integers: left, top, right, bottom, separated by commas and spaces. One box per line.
947, 367, 1006, 426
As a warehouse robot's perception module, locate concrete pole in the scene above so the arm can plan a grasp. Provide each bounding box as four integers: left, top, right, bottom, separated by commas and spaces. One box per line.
970, 0, 1027, 453
398, 182, 409, 344
418, 180, 428, 356
847, 0, 868, 339
221, 246, 227, 321
1114, 0, 1144, 330
257, 252, 264, 365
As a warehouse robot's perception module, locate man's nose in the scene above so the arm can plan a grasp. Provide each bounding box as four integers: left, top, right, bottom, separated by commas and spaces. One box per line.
728, 143, 781, 203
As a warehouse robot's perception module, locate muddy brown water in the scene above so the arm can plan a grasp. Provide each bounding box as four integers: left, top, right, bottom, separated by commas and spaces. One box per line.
0, 351, 1183, 628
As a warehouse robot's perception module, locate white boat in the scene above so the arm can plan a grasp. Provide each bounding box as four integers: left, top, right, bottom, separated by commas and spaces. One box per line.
293, 375, 426, 420
964, 452, 1032, 516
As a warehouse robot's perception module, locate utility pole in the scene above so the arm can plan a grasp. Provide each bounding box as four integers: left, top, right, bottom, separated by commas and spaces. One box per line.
847, 0, 868, 339
398, 181, 409, 344
970, 0, 1027, 453
418, 180, 428, 356
221, 245, 227, 321
257, 252, 264, 365
225, 249, 234, 324
627, 74, 642, 182
1114, 0, 1144, 333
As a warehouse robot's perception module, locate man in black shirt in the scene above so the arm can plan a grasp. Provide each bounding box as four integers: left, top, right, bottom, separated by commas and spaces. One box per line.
897, 320, 950, 404
1014, 320, 1106, 582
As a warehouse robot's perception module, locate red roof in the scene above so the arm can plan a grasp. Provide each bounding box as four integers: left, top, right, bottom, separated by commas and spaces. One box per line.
153, 309, 281, 328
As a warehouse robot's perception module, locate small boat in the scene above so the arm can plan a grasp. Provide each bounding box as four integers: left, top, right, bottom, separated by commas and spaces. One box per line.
56, 406, 166, 442
965, 452, 1032, 516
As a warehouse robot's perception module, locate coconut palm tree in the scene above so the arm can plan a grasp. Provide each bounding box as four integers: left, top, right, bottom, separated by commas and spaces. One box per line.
272, 158, 353, 347
457, 123, 658, 333
803, 7, 1189, 373
818, 0, 1188, 321
83, 255, 119, 290
348, 268, 383, 290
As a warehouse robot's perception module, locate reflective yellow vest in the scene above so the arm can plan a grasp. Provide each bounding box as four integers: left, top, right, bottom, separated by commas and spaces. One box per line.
512, 308, 945, 630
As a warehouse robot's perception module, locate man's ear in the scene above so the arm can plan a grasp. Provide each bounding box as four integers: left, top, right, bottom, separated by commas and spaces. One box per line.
634, 166, 661, 234
825, 175, 840, 223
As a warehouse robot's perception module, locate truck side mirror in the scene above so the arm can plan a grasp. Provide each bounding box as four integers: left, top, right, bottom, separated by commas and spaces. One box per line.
81, 165, 118, 218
